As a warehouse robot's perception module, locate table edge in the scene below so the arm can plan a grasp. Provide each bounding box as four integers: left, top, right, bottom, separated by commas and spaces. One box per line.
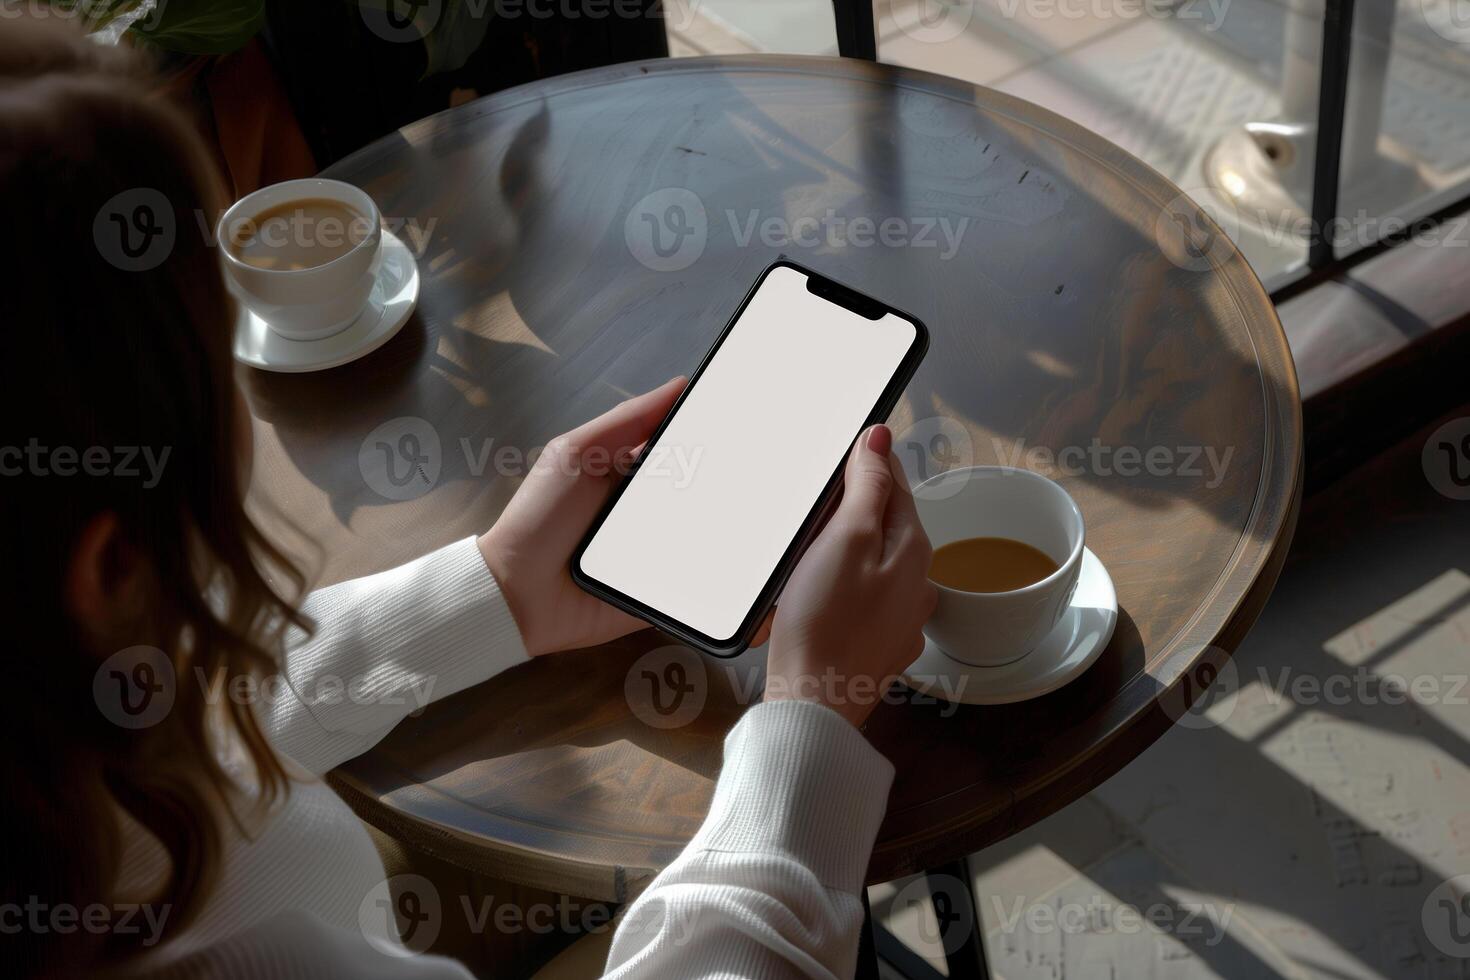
324, 53, 1305, 894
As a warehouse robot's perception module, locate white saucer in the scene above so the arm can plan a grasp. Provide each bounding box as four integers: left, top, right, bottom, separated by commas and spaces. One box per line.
902, 547, 1117, 706
233, 228, 420, 373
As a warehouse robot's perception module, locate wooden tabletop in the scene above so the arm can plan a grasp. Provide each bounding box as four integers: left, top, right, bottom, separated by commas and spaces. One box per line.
244, 55, 1302, 902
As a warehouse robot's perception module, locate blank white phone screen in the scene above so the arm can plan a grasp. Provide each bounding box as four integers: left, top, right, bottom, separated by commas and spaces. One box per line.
578, 265, 917, 641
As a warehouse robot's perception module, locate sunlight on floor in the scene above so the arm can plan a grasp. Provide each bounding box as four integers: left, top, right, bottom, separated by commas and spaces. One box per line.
872, 415, 1470, 978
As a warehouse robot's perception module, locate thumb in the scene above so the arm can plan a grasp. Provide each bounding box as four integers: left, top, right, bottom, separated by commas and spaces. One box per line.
836, 425, 895, 535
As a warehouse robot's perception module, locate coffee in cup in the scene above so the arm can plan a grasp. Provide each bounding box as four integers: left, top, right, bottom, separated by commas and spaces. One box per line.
227, 198, 373, 272
928, 536, 1060, 594
218, 178, 383, 342
914, 466, 1085, 667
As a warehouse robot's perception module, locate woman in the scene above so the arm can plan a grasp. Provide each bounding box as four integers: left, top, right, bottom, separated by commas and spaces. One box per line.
1, 15, 936, 978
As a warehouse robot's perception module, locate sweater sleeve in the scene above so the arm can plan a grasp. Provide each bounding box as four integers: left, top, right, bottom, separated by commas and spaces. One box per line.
603, 699, 894, 979
262, 538, 529, 776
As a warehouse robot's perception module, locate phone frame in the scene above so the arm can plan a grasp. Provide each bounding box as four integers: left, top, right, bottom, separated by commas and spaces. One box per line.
570, 258, 930, 657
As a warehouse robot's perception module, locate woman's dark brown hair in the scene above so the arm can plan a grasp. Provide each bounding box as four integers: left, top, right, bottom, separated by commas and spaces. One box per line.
0, 16, 310, 976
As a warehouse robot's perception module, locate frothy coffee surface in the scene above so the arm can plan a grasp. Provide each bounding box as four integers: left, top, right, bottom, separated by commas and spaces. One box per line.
228, 198, 370, 271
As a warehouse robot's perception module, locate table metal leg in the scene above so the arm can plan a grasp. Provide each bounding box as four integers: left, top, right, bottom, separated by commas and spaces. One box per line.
831, 0, 877, 61
860, 861, 993, 980
857, 889, 881, 980
926, 859, 992, 980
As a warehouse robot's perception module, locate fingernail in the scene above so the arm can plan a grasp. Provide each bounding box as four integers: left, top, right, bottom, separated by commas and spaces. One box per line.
866, 424, 892, 455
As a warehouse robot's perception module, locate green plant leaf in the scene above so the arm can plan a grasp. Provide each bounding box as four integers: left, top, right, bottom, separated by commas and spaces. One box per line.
351, 0, 491, 79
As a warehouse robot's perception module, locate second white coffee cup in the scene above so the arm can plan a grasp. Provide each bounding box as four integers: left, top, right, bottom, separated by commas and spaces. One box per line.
914, 466, 1085, 667
217, 178, 383, 341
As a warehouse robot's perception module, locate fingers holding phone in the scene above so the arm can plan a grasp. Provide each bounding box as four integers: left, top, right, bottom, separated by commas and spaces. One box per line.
764, 425, 938, 728
477, 377, 689, 657
570, 261, 928, 656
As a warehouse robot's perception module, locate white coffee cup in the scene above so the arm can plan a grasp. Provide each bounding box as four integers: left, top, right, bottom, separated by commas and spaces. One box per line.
217, 178, 382, 341
914, 466, 1085, 667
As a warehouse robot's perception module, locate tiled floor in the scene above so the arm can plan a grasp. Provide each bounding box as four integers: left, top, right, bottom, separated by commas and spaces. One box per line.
869, 406, 1470, 979
668, 0, 1470, 288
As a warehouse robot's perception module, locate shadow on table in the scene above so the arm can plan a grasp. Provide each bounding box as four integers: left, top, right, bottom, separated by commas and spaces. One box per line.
247, 64, 1292, 551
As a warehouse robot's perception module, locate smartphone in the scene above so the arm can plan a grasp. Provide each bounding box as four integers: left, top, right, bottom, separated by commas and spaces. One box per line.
572, 259, 929, 657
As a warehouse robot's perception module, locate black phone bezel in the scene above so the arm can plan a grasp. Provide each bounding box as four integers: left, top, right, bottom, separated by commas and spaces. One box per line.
570, 258, 930, 657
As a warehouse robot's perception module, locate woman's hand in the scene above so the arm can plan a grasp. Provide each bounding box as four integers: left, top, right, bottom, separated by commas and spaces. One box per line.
477, 377, 689, 657
478, 387, 929, 689
763, 424, 938, 728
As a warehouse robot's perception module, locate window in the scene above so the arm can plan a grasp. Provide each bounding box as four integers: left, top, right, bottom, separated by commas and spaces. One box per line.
668, 1, 1470, 296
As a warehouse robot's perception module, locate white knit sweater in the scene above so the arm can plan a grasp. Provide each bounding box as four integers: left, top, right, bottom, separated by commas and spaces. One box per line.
121, 539, 894, 978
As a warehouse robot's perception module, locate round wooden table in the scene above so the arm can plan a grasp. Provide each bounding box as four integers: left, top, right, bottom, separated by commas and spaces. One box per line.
245, 56, 1301, 905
